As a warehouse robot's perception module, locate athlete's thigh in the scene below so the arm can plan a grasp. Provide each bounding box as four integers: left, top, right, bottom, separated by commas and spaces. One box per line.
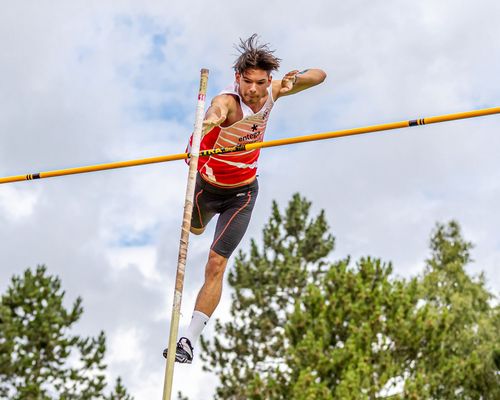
210, 183, 258, 258
191, 180, 217, 230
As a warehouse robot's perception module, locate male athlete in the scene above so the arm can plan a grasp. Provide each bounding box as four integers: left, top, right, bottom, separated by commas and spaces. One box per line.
164, 34, 326, 363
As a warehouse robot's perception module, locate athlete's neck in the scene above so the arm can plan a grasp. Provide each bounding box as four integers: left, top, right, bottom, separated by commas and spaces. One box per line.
242, 94, 268, 113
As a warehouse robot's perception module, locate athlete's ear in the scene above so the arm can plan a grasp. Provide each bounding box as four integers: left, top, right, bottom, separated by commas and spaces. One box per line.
235, 72, 241, 82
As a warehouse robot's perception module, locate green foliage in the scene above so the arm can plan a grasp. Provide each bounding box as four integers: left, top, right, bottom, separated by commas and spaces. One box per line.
286, 257, 419, 400
106, 377, 134, 400
400, 222, 500, 399
202, 195, 499, 399
0, 265, 134, 400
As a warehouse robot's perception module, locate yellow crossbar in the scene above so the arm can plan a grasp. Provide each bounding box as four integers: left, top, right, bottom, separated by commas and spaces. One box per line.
1, 106, 499, 185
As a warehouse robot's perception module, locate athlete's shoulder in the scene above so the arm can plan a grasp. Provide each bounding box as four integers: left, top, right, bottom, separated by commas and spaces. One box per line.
212, 92, 239, 106
209, 93, 239, 116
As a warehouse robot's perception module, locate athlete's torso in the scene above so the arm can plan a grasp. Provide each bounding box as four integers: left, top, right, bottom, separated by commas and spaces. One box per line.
196, 83, 275, 187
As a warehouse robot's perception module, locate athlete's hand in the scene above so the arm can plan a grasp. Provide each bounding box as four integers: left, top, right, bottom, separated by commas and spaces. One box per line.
279, 70, 299, 95
202, 114, 226, 136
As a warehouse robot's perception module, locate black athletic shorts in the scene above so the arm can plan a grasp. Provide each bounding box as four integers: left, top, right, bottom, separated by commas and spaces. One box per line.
191, 173, 259, 258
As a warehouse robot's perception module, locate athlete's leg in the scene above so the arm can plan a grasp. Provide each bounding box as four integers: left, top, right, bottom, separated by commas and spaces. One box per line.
194, 249, 228, 316
192, 184, 258, 317
191, 175, 216, 235
183, 179, 258, 349
183, 250, 227, 348
190, 226, 206, 235
210, 184, 258, 257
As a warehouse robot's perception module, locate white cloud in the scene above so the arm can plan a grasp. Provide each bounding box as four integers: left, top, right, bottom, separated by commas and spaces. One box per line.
0, 186, 39, 220
108, 327, 144, 364
107, 245, 160, 283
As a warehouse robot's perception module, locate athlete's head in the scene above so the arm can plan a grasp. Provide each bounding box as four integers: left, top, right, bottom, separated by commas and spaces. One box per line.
233, 34, 280, 105
233, 34, 281, 75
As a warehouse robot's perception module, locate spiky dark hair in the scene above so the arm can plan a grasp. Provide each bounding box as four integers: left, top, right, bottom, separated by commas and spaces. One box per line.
233, 34, 281, 74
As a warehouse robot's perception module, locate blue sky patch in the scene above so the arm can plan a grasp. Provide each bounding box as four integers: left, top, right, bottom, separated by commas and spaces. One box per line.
149, 34, 167, 63
116, 227, 157, 247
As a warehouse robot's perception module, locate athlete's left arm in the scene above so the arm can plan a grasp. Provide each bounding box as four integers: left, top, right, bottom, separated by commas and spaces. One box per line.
274, 69, 327, 99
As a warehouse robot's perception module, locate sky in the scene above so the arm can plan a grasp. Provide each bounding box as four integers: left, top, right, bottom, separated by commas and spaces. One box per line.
1, 1, 499, 398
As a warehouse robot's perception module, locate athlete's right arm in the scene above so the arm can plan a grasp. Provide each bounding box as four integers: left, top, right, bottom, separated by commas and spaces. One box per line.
202, 95, 233, 136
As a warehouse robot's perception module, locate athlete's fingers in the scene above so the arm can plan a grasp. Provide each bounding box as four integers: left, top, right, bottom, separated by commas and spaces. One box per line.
282, 70, 299, 87
205, 114, 225, 127
283, 70, 299, 80
280, 72, 298, 93
202, 115, 225, 135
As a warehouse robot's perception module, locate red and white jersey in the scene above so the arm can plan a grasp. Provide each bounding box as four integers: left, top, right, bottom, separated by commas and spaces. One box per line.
188, 82, 275, 187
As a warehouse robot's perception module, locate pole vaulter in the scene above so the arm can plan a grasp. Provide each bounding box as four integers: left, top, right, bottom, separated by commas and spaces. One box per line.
1, 106, 499, 185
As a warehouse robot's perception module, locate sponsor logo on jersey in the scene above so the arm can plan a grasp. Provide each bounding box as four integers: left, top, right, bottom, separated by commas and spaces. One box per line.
238, 131, 262, 142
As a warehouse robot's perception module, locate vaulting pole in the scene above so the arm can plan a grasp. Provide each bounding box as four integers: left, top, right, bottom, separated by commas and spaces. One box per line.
162, 68, 209, 400
1, 106, 499, 185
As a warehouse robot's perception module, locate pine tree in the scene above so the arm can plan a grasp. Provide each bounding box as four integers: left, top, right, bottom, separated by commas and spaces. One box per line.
201, 194, 499, 399
401, 222, 500, 399
0, 265, 134, 400
286, 221, 500, 400
285, 256, 419, 399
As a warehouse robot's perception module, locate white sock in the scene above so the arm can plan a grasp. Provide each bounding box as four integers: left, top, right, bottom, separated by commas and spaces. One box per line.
184, 310, 210, 346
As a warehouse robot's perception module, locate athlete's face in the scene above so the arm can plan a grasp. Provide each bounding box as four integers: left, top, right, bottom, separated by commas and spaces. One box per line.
236, 68, 272, 106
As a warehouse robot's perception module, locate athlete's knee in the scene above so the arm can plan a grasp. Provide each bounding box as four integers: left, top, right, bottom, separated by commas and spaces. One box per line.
190, 226, 205, 235
205, 250, 228, 281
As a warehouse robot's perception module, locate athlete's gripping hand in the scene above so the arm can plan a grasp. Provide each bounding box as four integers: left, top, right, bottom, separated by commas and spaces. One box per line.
278, 70, 299, 96
202, 114, 226, 136
202, 100, 228, 136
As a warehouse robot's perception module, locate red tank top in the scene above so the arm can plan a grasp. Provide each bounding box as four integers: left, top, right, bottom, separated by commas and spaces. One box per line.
187, 82, 275, 187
